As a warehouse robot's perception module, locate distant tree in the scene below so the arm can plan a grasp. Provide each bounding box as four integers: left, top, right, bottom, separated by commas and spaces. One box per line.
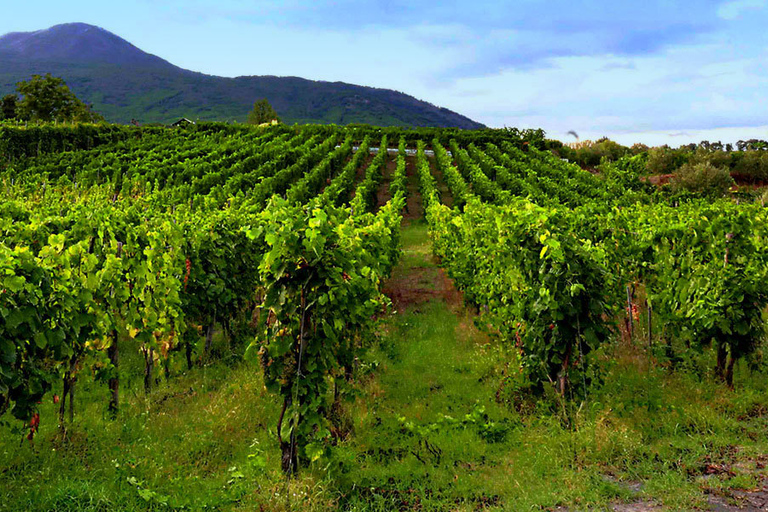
671, 161, 734, 197
16, 73, 104, 123
0, 94, 18, 120
247, 98, 280, 125
732, 150, 768, 181
646, 146, 689, 175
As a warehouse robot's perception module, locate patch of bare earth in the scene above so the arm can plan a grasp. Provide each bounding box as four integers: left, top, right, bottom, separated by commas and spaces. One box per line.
704, 456, 768, 511
402, 155, 423, 222
382, 152, 465, 314
550, 498, 663, 511
382, 260, 464, 313
603, 478, 663, 512
611, 503, 664, 512
599, 456, 768, 511
374, 153, 394, 211
707, 484, 768, 512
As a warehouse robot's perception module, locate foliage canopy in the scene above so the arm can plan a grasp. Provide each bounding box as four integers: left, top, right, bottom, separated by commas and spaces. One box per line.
247, 98, 280, 125
15, 73, 104, 123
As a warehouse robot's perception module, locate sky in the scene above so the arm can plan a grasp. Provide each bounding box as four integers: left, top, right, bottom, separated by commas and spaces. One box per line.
2, 0, 767, 146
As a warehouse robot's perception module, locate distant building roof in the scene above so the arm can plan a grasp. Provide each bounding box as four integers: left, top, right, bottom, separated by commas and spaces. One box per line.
171, 118, 195, 127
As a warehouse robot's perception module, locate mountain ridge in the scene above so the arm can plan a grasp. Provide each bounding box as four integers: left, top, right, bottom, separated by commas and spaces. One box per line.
0, 23, 484, 128
0, 23, 181, 70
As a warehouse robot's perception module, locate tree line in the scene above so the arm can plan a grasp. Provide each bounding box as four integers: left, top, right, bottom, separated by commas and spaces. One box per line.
2, 73, 283, 127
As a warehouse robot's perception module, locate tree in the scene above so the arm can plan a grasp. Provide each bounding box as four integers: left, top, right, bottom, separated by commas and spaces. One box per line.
0, 94, 18, 120
671, 161, 734, 197
247, 98, 280, 125
16, 73, 104, 123
646, 146, 688, 175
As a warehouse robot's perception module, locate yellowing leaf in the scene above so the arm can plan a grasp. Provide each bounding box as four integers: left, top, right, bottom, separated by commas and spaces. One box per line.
3, 276, 25, 293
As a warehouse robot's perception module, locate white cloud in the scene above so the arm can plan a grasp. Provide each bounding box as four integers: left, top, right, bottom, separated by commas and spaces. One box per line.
408, 28, 768, 143
571, 125, 768, 147
717, 0, 767, 20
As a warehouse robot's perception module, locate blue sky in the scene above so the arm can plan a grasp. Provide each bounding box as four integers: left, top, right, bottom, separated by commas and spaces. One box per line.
2, 0, 767, 145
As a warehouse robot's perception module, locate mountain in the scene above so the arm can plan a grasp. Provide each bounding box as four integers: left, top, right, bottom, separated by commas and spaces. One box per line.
0, 23, 484, 128
0, 23, 179, 69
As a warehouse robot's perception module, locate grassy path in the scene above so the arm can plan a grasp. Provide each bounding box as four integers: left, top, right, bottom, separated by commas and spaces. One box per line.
335, 154, 603, 510
341, 222, 522, 510
340, 220, 649, 511
339, 160, 768, 511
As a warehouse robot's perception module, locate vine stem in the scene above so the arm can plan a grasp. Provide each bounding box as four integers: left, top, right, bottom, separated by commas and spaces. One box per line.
626, 285, 634, 339
577, 316, 587, 405
287, 279, 310, 477
276, 396, 289, 448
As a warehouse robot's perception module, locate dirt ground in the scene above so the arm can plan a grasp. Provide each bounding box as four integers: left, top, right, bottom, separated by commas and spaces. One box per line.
382, 261, 464, 313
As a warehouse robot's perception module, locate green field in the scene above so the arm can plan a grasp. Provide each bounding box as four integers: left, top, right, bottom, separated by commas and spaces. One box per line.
2, 123, 768, 511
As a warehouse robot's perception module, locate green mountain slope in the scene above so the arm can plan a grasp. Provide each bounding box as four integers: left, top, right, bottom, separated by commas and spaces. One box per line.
0, 23, 484, 128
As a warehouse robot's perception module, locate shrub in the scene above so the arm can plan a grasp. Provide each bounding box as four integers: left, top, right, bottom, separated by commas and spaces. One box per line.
646, 146, 689, 175
561, 138, 629, 168
732, 151, 768, 182
670, 161, 734, 197
689, 148, 731, 170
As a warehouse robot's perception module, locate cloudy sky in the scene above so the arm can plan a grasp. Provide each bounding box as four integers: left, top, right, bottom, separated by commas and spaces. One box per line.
2, 0, 767, 145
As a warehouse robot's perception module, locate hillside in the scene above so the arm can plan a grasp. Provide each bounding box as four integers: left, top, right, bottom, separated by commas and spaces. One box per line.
0, 23, 484, 128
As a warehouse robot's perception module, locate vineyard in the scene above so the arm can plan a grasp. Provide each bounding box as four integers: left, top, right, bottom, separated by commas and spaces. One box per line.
2, 122, 768, 510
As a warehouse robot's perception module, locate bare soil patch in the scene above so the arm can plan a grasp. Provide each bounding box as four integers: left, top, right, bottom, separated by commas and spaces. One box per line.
402, 155, 423, 222
374, 153, 394, 210
383, 261, 464, 313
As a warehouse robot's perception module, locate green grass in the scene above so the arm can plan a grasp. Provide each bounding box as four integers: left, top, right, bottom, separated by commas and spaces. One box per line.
398, 222, 432, 266
1, 353, 280, 510
2, 222, 768, 511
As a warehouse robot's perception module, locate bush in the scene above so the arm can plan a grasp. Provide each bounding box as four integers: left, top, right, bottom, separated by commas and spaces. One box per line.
646, 146, 689, 175
670, 161, 734, 197
732, 151, 768, 182
560, 138, 629, 168
694, 148, 732, 170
